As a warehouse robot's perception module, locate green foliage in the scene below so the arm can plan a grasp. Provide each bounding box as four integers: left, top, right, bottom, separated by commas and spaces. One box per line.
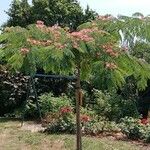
119, 117, 147, 140
80, 107, 96, 117
120, 117, 150, 143
45, 111, 76, 134
83, 118, 120, 135
1, 16, 150, 91
3, 0, 97, 29
78, 17, 150, 90
0, 65, 27, 116
4, 0, 32, 27
93, 90, 139, 121
44, 102, 120, 135
38, 93, 72, 115
45, 109, 120, 135
44, 101, 76, 133
144, 128, 150, 143
23, 92, 72, 118
37, 92, 120, 135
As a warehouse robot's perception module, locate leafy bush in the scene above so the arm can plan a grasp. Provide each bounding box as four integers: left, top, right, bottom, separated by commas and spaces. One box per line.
44, 104, 95, 134
93, 90, 139, 121
0, 65, 28, 116
45, 108, 120, 135
45, 106, 76, 134
39, 93, 73, 115
80, 107, 96, 118
119, 117, 147, 140
83, 116, 120, 135
144, 126, 150, 143
40, 95, 120, 135
23, 92, 73, 118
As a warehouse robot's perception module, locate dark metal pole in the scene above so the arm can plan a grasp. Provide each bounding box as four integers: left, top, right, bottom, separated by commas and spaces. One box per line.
75, 66, 82, 150
21, 77, 31, 127
31, 77, 42, 121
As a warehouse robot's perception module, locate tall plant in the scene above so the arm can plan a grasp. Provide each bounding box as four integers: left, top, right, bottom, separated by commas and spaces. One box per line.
1, 16, 150, 149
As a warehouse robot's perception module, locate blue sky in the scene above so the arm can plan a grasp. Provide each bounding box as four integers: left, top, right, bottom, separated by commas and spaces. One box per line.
0, 0, 150, 26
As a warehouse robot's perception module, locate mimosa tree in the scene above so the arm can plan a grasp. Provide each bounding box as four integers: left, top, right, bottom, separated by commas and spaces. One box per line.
1, 16, 150, 150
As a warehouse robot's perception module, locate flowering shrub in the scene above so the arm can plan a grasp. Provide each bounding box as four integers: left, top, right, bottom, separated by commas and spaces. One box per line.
23, 93, 73, 118
102, 44, 119, 57
119, 117, 148, 140
97, 15, 114, 21
70, 29, 94, 42
38, 93, 72, 116
45, 105, 76, 134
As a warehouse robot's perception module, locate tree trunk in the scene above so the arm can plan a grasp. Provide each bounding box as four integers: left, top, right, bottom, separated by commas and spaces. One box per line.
75, 65, 82, 150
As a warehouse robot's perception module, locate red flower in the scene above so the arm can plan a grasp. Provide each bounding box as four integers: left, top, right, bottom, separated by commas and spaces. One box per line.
141, 118, 148, 125
81, 115, 90, 122
60, 106, 72, 114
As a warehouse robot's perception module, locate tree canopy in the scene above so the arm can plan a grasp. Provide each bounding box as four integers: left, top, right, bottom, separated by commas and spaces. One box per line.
3, 0, 98, 29
1, 16, 150, 91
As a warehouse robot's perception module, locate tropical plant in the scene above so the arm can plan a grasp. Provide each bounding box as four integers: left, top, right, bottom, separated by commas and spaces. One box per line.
1, 18, 150, 90
1, 18, 150, 149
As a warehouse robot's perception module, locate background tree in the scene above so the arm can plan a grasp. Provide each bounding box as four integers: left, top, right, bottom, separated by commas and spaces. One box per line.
3, 0, 98, 29
4, 0, 32, 27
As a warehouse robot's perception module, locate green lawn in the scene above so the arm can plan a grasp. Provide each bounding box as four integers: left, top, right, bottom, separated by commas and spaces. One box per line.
0, 118, 148, 150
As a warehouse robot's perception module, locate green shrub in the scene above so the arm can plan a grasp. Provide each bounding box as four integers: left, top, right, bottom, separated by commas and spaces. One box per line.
144, 126, 150, 143
119, 117, 147, 140
23, 93, 73, 118
45, 106, 76, 134
80, 107, 96, 118
39, 93, 73, 115
0, 65, 27, 116
93, 90, 139, 121
119, 117, 150, 143
83, 116, 120, 135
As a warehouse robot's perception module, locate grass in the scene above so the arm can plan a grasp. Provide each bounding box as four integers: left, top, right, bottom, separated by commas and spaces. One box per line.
0, 118, 148, 150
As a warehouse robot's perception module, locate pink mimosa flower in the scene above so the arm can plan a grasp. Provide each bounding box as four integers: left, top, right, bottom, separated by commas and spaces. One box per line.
20, 48, 30, 55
